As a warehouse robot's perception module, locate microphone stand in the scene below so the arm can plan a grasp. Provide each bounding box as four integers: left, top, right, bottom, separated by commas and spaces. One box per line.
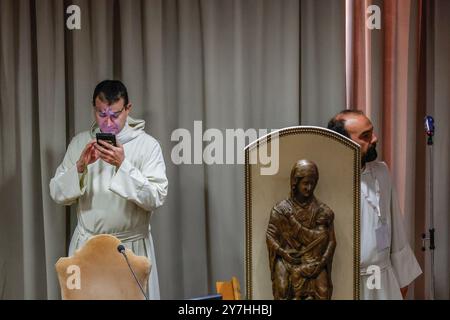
421, 117, 436, 300
118, 245, 149, 300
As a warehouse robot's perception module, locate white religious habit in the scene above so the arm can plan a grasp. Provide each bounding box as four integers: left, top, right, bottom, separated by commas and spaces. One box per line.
360, 161, 422, 299
50, 117, 168, 300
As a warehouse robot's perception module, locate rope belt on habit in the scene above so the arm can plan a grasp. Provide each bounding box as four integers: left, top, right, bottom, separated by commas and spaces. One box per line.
76, 224, 149, 243
360, 259, 392, 276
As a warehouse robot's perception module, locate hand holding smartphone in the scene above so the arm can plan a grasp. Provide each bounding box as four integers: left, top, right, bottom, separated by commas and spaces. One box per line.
96, 133, 117, 147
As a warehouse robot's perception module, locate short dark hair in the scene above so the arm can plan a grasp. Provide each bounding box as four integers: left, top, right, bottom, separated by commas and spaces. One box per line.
327, 109, 364, 138
92, 80, 129, 106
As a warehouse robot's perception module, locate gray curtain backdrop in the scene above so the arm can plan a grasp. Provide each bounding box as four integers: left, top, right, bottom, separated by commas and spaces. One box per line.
1, 0, 447, 300
427, 0, 450, 299
0, 0, 346, 299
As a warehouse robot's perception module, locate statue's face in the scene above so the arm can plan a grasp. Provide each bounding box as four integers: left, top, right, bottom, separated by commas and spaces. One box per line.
296, 173, 317, 199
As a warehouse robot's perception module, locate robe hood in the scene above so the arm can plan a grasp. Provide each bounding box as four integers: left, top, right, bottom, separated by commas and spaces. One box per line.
90, 116, 146, 144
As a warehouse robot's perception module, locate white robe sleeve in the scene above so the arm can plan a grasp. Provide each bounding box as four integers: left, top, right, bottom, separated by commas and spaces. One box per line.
49, 138, 88, 205
390, 187, 422, 288
109, 141, 168, 211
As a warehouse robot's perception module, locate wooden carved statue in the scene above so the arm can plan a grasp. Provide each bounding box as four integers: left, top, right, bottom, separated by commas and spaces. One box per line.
266, 159, 337, 300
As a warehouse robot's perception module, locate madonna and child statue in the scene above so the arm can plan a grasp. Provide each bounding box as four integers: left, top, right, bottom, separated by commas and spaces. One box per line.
266, 159, 336, 300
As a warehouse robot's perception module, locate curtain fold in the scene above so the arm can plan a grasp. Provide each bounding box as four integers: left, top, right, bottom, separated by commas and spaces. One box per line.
346, 0, 450, 299
428, 0, 450, 300
1, 0, 447, 300
0, 0, 304, 299
301, 0, 346, 125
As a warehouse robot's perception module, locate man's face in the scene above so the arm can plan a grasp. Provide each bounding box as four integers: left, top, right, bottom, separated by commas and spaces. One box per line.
342, 114, 378, 166
93, 97, 131, 134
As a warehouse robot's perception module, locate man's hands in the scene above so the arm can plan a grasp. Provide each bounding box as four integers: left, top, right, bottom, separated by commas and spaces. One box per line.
76, 140, 125, 173
77, 140, 99, 173
95, 139, 125, 169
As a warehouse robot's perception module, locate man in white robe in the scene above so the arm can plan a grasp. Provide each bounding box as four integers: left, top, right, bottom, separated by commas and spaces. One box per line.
328, 110, 422, 299
50, 80, 168, 299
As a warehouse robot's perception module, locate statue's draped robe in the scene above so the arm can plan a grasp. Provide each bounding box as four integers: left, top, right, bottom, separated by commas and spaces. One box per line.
289, 207, 335, 299
267, 197, 335, 299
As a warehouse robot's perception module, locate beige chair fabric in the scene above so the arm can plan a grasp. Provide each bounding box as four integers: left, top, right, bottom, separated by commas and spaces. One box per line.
55, 234, 151, 300
216, 276, 242, 300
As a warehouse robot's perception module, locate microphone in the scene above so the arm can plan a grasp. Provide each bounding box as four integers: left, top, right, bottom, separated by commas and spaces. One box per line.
424, 116, 435, 145
117, 244, 149, 300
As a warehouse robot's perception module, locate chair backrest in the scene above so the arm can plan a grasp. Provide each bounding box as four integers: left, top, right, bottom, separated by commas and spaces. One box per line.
216, 276, 241, 300
55, 234, 151, 300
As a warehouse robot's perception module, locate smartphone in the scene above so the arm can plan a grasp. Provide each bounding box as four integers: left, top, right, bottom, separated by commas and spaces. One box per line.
96, 133, 117, 147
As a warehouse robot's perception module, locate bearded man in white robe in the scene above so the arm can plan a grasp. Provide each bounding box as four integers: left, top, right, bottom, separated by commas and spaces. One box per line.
328, 110, 422, 300
50, 80, 168, 299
